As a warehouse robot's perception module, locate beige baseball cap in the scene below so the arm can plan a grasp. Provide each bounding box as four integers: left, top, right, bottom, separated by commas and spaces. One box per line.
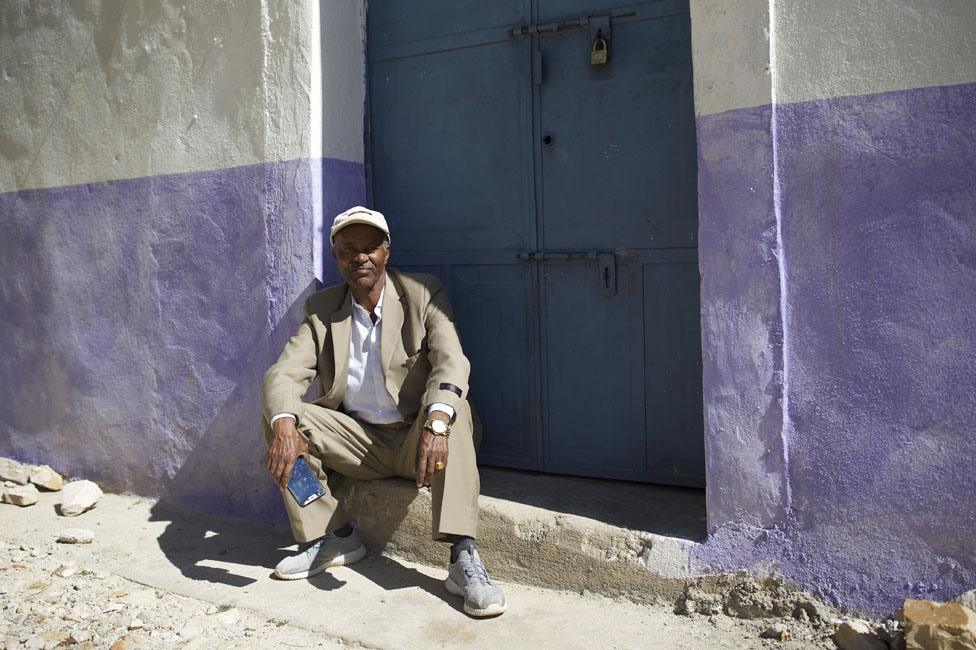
330, 206, 390, 244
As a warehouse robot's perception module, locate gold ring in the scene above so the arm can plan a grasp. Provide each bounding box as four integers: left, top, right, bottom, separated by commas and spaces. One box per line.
434, 461, 446, 471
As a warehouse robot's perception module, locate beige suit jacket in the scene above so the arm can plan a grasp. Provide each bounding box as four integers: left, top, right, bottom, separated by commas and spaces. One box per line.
262, 268, 471, 425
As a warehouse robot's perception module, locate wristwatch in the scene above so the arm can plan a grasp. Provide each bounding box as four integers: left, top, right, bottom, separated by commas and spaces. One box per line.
424, 418, 451, 437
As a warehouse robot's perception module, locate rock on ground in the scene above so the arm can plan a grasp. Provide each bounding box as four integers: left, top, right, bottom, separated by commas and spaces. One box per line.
60, 480, 103, 516
58, 528, 95, 544
674, 586, 723, 616
760, 623, 790, 641
832, 620, 887, 650
0, 458, 29, 485
675, 575, 832, 623
903, 598, 976, 650
215, 607, 242, 626
0, 533, 347, 650
29, 465, 63, 491
2, 483, 40, 507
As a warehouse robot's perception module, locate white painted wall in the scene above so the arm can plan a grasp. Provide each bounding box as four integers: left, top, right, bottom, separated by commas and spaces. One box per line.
689, 0, 771, 116
774, 0, 976, 105
0, 0, 316, 193
690, 0, 976, 117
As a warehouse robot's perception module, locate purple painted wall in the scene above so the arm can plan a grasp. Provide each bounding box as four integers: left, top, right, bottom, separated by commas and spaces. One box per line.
695, 82, 976, 615
0, 157, 365, 523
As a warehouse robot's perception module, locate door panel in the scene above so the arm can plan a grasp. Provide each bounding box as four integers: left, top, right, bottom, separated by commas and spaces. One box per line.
369, 40, 534, 252
642, 259, 704, 485
368, 15, 540, 469
538, 12, 698, 250
536, 6, 702, 483
541, 260, 643, 478
452, 264, 538, 467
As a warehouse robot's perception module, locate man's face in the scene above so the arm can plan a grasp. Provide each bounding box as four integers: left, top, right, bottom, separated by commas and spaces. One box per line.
332, 224, 390, 291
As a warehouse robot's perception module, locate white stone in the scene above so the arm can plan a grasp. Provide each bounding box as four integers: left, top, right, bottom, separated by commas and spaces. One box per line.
57, 528, 94, 544
28, 466, 63, 491
760, 623, 790, 641
68, 629, 91, 644
60, 480, 103, 516
833, 620, 887, 650
54, 564, 79, 578
0, 458, 28, 485
215, 607, 241, 626
2, 484, 39, 507
121, 590, 158, 608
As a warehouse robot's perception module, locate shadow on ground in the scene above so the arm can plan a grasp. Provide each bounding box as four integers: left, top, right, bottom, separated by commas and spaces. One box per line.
148, 499, 461, 613
479, 468, 707, 542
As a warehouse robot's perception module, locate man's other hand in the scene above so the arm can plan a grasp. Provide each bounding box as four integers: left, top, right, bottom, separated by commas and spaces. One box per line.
266, 418, 309, 488
416, 413, 450, 488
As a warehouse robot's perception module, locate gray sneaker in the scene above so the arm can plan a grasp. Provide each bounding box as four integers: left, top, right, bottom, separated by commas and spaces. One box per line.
273, 530, 366, 580
445, 548, 507, 617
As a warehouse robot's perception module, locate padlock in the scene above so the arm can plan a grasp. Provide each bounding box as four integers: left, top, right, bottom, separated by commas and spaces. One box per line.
590, 36, 608, 65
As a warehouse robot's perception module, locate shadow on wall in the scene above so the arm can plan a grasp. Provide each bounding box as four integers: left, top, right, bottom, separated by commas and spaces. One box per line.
146, 282, 421, 591
147, 282, 315, 585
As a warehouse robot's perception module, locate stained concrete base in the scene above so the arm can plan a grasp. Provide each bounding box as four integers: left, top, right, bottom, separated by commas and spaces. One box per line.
335, 468, 708, 604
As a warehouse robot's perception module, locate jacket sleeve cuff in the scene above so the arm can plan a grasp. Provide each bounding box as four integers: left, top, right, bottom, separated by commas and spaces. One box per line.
270, 412, 299, 426
426, 403, 455, 420
263, 397, 306, 425
422, 388, 464, 416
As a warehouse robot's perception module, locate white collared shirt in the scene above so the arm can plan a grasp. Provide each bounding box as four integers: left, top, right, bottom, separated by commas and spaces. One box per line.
343, 286, 402, 424
271, 284, 454, 427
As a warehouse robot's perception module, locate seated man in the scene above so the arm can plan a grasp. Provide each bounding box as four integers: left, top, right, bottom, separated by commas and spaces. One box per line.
262, 206, 506, 617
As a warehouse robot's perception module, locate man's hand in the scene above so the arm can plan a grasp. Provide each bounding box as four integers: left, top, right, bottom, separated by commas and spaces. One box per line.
266, 417, 309, 488
415, 412, 450, 488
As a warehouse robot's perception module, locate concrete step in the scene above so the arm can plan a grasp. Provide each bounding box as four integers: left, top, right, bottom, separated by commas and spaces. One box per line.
335, 467, 708, 604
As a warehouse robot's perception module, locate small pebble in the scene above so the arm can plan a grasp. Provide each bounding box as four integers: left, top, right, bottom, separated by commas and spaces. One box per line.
760, 623, 790, 641
68, 629, 91, 644
57, 528, 95, 544
53, 564, 78, 578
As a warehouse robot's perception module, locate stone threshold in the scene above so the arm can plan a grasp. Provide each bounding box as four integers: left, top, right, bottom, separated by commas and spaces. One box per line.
335, 467, 708, 604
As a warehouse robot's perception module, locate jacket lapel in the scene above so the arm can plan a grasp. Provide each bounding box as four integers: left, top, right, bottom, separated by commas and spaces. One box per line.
328, 289, 352, 401
380, 270, 404, 386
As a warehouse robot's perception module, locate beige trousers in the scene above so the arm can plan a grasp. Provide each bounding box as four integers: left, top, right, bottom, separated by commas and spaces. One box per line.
263, 401, 480, 544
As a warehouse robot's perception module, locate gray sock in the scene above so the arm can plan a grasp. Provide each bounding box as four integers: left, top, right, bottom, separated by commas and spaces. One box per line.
450, 536, 476, 563
332, 522, 354, 538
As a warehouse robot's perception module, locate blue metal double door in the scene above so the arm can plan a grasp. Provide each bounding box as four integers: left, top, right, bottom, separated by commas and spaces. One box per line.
367, 0, 703, 486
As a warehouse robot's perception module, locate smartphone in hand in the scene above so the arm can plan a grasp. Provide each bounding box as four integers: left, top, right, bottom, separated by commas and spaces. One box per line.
287, 456, 326, 507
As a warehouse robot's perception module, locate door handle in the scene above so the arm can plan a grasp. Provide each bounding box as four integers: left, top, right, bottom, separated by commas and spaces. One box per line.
517, 250, 617, 296
597, 252, 616, 297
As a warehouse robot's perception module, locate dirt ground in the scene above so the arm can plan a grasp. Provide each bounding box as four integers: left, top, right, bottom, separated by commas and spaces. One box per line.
1, 490, 840, 649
